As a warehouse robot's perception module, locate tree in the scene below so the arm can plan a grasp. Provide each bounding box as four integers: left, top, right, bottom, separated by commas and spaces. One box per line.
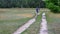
45, 0, 60, 13
0, 0, 42, 8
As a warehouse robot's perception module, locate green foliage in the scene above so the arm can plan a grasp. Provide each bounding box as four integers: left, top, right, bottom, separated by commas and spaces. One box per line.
45, 0, 60, 13
0, 0, 41, 8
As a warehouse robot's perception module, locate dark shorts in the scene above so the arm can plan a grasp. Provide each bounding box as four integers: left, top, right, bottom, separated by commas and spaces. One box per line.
36, 10, 38, 13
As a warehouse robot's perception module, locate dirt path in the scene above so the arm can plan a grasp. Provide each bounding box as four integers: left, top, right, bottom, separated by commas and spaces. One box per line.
13, 18, 36, 34
39, 13, 48, 34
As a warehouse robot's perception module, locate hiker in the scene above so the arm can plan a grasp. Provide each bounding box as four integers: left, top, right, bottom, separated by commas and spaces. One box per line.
36, 7, 38, 14
35, 7, 39, 19
36, 7, 39, 15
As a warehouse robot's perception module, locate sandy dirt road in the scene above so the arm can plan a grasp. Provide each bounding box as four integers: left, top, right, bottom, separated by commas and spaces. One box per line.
39, 13, 48, 34
13, 18, 36, 34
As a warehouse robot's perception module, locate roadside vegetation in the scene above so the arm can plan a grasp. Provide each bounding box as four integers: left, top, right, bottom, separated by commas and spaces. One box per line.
45, 0, 60, 13
46, 11, 60, 34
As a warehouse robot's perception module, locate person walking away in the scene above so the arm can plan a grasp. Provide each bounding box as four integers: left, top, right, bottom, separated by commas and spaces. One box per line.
36, 7, 39, 15
35, 7, 39, 19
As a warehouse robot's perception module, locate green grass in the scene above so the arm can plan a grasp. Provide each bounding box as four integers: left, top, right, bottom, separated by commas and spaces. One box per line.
46, 11, 60, 34
0, 18, 31, 34
21, 11, 42, 34
0, 8, 35, 34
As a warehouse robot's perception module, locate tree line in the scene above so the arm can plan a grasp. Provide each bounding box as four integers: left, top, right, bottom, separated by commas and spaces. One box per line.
0, 0, 45, 8
45, 0, 60, 13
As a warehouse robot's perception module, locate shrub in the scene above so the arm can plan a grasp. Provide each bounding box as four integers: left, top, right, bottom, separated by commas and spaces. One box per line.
45, 0, 60, 13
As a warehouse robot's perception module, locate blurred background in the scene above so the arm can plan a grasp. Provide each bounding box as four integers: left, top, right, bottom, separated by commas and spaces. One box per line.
0, 0, 60, 34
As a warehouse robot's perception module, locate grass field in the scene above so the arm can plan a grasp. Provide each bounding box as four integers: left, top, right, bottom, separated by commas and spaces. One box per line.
21, 10, 42, 34
46, 11, 60, 34
0, 8, 60, 34
0, 8, 35, 34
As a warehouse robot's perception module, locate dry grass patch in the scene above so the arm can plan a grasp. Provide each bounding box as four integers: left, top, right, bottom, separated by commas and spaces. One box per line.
0, 15, 7, 19
0, 13, 34, 20
16, 14, 34, 18
48, 12, 60, 18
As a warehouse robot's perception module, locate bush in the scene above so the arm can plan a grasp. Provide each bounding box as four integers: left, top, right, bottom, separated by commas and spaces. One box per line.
45, 0, 60, 13
52, 6, 60, 13
46, 3, 54, 9
50, 5, 60, 13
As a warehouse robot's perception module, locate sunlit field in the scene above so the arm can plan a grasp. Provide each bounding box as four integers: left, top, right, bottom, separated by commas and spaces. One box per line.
0, 8, 35, 34
46, 11, 60, 34
0, 8, 60, 34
